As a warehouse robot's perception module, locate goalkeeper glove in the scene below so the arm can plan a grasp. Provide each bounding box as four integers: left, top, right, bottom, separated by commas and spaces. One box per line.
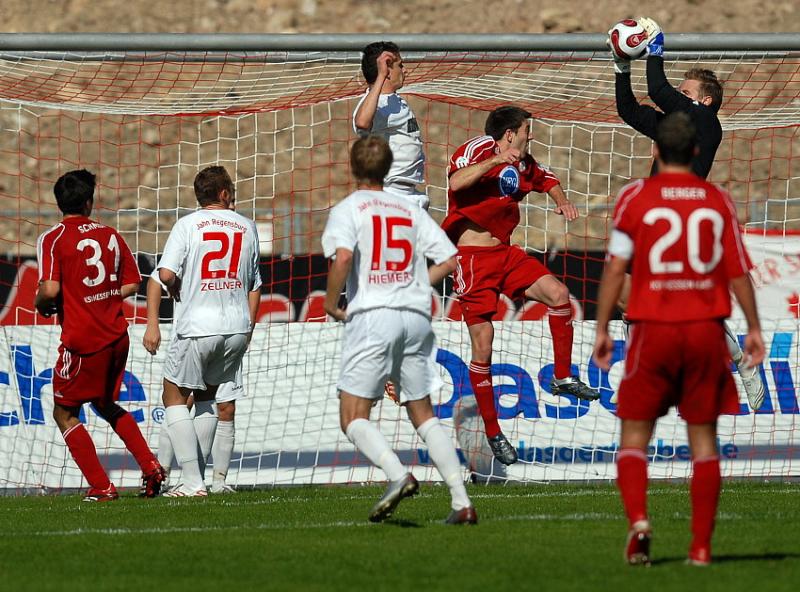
605, 31, 631, 75
638, 17, 664, 57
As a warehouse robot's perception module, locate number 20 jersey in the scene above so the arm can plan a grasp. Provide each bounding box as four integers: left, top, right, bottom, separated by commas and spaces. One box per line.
37, 216, 141, 354
157, 209, 262, 337
611, 171, 752, 323
321, 190, 457, 317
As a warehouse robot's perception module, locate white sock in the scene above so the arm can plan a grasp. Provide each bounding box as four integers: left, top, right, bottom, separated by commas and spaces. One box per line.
345, 418, 406, 482
157, 424, 174, 470
193, 400, 218, 480
211, 420, 235, 486
417, 417, 471, 511
164, 405, 204, 491
724, 322, 743, 363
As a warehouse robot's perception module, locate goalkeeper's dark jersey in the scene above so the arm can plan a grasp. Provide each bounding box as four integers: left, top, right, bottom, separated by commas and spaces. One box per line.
615, 55, 722, 179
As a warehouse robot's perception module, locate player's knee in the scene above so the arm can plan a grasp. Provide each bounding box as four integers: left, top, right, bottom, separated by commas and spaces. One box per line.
551, 281, 570, 306
217, 402, 235, 421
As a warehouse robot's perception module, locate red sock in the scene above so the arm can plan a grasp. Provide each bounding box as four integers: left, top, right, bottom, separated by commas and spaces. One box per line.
548, 303, 574, 379
617, 448, 649, 526
109, 411, 159, 473
469, 361, 500, 438
62, 423, 111, 490
690, 456, 721, 551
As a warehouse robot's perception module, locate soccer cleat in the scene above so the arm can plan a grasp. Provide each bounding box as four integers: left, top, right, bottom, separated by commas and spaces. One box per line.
368, 473, 419, 523
687, 544, 712, 566
487, 433, 518, 465
139, 464, 167, 498
624, 520, 652, 566
209, 483, 237, 494
445, 506, 478, 525
551, 376, 601, 401
82, 483, 119, 503
737, 361, 765, 411
162, 483, 208, 498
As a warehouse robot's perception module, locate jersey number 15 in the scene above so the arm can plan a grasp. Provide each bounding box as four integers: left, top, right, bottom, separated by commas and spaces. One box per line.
371, 216, 413, 272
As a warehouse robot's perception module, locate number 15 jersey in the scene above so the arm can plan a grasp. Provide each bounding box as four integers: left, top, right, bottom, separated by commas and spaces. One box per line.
157, 209, 262, 337
321, 190, 457, 318
37, 216, 141, 355
610, 171, 752, 323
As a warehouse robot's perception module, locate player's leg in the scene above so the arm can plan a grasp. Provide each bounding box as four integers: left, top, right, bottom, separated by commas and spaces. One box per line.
192, 386, 219, 481
210, 399, 236, 493
53, 403, 117, 501
523, 273, 599, 401
162, 378, 208, 496
156, 394, 194, 491
618, 418, 656, 566
618, 273, 632, 341
724, 321, 765, 410
686, 422, 720, 566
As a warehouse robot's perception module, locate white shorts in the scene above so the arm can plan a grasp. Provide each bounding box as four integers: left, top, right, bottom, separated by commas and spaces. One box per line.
164, 333, 248, 391
215, 363, 244, 403
337, 308, 443, 403
383, 182, 429, 210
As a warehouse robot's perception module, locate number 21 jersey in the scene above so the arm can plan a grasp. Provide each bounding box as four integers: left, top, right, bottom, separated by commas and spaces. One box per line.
37, 216, 141, 354
157, 208, 261, 337
611, 172, 752, 322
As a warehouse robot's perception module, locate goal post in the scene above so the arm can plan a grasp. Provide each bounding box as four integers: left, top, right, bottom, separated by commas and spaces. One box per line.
0, 33, 798, 492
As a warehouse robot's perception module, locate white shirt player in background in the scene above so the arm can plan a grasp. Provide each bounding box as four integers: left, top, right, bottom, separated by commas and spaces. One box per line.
353, 41, 428, 210
143, 165, 261, 497
322, 135, 477, 525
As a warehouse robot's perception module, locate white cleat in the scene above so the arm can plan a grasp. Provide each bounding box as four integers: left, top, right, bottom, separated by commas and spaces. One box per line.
209, 483, 237, 494
162, 483, 208, 498
738, 361, 765, 411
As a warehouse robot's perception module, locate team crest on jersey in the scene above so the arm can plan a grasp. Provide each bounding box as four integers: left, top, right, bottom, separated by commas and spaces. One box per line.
498, 165, 520, 195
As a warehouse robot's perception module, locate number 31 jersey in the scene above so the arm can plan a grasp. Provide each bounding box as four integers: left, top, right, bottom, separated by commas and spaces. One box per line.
37, 216, 141, 354
321, 190, 457, 318
156, 209, 262, 337
610, 171, 752, 323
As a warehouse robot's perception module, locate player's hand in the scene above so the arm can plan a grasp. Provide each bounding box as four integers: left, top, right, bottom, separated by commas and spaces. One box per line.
323, 300, 347, 321
605, 30, 631, 74
494, 147, 521, 165
555, 201, 579, 221
142, 325, 161, 355
377, 51, 394, 81
384, 381, 400, 405
166, 276, 182, 302
592, 329, 614, 371
638, 17, 664, 57
742, 329, 766, 367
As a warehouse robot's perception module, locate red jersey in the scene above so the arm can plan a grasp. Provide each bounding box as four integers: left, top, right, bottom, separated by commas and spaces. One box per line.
441, 135, 560, 244
611, 172, 752, 322
36, 216, 141, 354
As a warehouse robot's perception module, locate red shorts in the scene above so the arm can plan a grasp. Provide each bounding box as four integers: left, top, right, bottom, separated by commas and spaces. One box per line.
52, 334, 129, 408
453, 244, 551, 326
616, 320, 739, 424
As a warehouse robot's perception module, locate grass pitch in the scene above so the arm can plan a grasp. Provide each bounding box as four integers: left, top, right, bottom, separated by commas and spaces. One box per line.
0, 481, 797, 591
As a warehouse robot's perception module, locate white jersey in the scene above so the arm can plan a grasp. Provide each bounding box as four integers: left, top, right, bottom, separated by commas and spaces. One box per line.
321, 189, 456, 318
353, 92, 425, 187
156, 208, 262, 337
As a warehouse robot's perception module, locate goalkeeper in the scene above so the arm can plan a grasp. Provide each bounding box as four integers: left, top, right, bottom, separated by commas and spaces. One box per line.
610, 17, 765, 410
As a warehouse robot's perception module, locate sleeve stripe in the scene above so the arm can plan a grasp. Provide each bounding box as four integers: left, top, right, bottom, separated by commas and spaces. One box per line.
463, 135, 495, 161
36, 223, 65, 282
612, 179, 646, 226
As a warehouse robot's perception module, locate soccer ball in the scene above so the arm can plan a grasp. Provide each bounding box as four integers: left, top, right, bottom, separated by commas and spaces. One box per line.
608, 19, 649, 60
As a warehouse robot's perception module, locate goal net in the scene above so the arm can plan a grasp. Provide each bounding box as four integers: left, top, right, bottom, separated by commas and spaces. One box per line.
0, 37, 798, 492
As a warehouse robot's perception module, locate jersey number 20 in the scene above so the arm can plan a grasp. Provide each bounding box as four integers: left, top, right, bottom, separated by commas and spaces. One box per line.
644, 207, 724, 274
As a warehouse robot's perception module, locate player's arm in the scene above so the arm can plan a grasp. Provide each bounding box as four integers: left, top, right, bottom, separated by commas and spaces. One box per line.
646, 56, 693, 115
158, 267, 182, 303
429, 256, 457, 285
448, 146, 520, 192
730, 274, 765, 367
353, 51, 394, 133
34, 280, 60, 318
142, 276, 163, 355
248, 288, 260, 331
323, 248, 352, 321
548, 184, 579, 221
593, 253, 629, 371
615, 70, 661, 139
121, 283, 139, 299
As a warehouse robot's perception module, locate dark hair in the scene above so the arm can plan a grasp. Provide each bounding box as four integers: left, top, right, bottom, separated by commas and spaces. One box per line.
53, 169, 95, 215
684, 68, 724, 111
656, 112, 697, 166
484, 106, 532, 140
350, 135, 393, 185
193, 165, 234, 207
361, 41, 400, 85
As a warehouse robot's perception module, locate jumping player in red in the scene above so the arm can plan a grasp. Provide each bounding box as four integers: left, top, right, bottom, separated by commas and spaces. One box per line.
35, 169, 166, 501
593, 113, 765, 566
442, 106, 600, 465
